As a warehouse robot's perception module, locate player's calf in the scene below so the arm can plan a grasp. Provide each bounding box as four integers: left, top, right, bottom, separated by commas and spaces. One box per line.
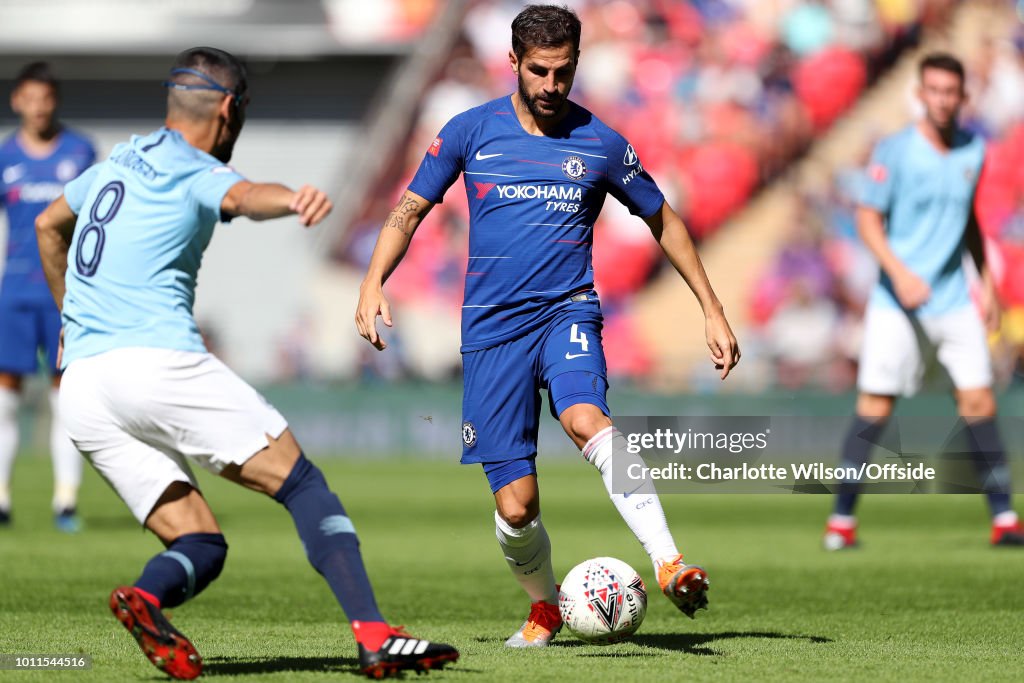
134, 532, 228, 607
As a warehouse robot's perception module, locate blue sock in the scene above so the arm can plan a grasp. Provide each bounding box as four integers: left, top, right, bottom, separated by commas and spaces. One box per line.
135, 532, 228, 608
274, 454, 384, 623
834, 417, 886, 517
964, 418, 1012, 517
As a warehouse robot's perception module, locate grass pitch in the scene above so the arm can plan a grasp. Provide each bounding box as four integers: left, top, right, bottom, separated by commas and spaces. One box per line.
1, 453, 1023, 681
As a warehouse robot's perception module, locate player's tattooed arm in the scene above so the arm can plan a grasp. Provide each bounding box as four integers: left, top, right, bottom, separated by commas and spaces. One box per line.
35, 195, 78, 312
644, 200, 740, 379
384, 193, 427, 236
355, 190, 435, 350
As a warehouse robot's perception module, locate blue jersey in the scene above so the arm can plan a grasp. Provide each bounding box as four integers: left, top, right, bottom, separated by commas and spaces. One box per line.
861, 125, 985, 316
59, 127, 245, 367
409, 96, 664, 352
0, 129, 95, 303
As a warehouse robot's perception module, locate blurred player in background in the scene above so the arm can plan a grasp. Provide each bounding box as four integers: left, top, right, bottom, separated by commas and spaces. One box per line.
824, 52, 1024, 550
357, 4, 739, 647
35, 47, 457, 679
0, 62, 94, 533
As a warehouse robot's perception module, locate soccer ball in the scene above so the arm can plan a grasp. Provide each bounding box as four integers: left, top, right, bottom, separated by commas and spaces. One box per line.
558, 557, 647, 644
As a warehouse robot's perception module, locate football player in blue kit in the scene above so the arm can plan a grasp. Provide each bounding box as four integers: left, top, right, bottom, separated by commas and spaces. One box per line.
0, 62, 94, 532
356, 4, 740, 647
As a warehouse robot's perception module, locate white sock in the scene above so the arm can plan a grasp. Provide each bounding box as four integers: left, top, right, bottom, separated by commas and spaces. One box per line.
583, 426, 679, 569
994, 511, 1019, 527
49, 388, 81, 512
828, 514, 857, 528
494, 511, 558, 605
0, 387, 19, 511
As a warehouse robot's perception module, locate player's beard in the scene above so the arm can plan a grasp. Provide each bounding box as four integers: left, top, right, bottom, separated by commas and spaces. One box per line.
926, 109, 957, 136
518, 74, 566, 120
211, 137, 236, 163
211, 118, 242, 163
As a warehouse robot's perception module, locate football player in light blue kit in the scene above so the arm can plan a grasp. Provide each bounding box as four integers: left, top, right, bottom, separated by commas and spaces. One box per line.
824, 53, 1023, 549
357, 5, 740, 647
35, 47, 458, 679
0, 62, 94, 532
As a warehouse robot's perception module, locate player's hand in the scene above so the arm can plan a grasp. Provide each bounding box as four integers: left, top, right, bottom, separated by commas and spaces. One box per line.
981, 279, 1002, 333
355, 283, 393, 351
706, 309, 740, 380
892, 268, 931, 309
289, 185, 332, 227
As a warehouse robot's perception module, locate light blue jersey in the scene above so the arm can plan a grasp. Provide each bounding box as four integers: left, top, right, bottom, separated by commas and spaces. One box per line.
861, 124, 985, 316
60, 127, 244, 367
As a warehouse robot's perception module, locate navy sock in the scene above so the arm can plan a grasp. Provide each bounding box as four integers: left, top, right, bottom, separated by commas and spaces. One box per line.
274, 454, 384, 624
135, 532, 228, 608
834, 417, 886, 517
964, 418, 1012, 517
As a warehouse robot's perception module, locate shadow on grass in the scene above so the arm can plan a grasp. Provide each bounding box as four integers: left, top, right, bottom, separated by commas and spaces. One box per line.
568, 631, 833, 657
202, 655, 358, 676
201, 654, 478, 677
474, 630, 832, 658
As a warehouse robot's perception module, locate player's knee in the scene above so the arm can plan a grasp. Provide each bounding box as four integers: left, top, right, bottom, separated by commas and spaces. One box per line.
497, 500, 538, 528
856, 393, 894, 420
957, 391, 996, 419
273, 453, 327, 506
561, 408, 612, 445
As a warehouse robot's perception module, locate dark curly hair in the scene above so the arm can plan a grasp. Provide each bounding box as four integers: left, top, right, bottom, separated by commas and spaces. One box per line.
511, 4, 582, 61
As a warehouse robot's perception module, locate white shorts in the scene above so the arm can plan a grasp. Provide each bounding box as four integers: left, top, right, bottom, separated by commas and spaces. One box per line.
60, 347, 289, 523
857, 304, 993, 396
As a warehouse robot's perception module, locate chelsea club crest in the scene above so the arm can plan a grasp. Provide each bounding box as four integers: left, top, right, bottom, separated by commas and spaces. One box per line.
462, 421, 477, 447
562, 155, 587, 180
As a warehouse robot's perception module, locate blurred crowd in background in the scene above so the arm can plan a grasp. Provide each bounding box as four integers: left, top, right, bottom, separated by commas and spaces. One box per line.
334, 0, 1024, 391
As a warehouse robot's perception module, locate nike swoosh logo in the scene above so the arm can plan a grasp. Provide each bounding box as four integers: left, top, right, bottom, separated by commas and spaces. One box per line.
565, 353, 590, 360
622, 486, 645, 499
476, 151, 503, 160
514, 550, 541, 567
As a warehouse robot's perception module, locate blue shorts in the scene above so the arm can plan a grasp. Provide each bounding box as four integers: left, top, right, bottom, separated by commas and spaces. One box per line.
482, 457, 538, 493
462, 305, 610, 486
0, 297, 62, 375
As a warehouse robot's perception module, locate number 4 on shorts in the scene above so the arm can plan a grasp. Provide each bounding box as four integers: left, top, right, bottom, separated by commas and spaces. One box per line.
570, 323, 588, 352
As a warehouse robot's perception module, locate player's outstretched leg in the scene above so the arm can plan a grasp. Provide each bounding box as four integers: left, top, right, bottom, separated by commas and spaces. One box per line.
577, 422, 709, 618
49, 387, 83, 533
259, 447, 458, 676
